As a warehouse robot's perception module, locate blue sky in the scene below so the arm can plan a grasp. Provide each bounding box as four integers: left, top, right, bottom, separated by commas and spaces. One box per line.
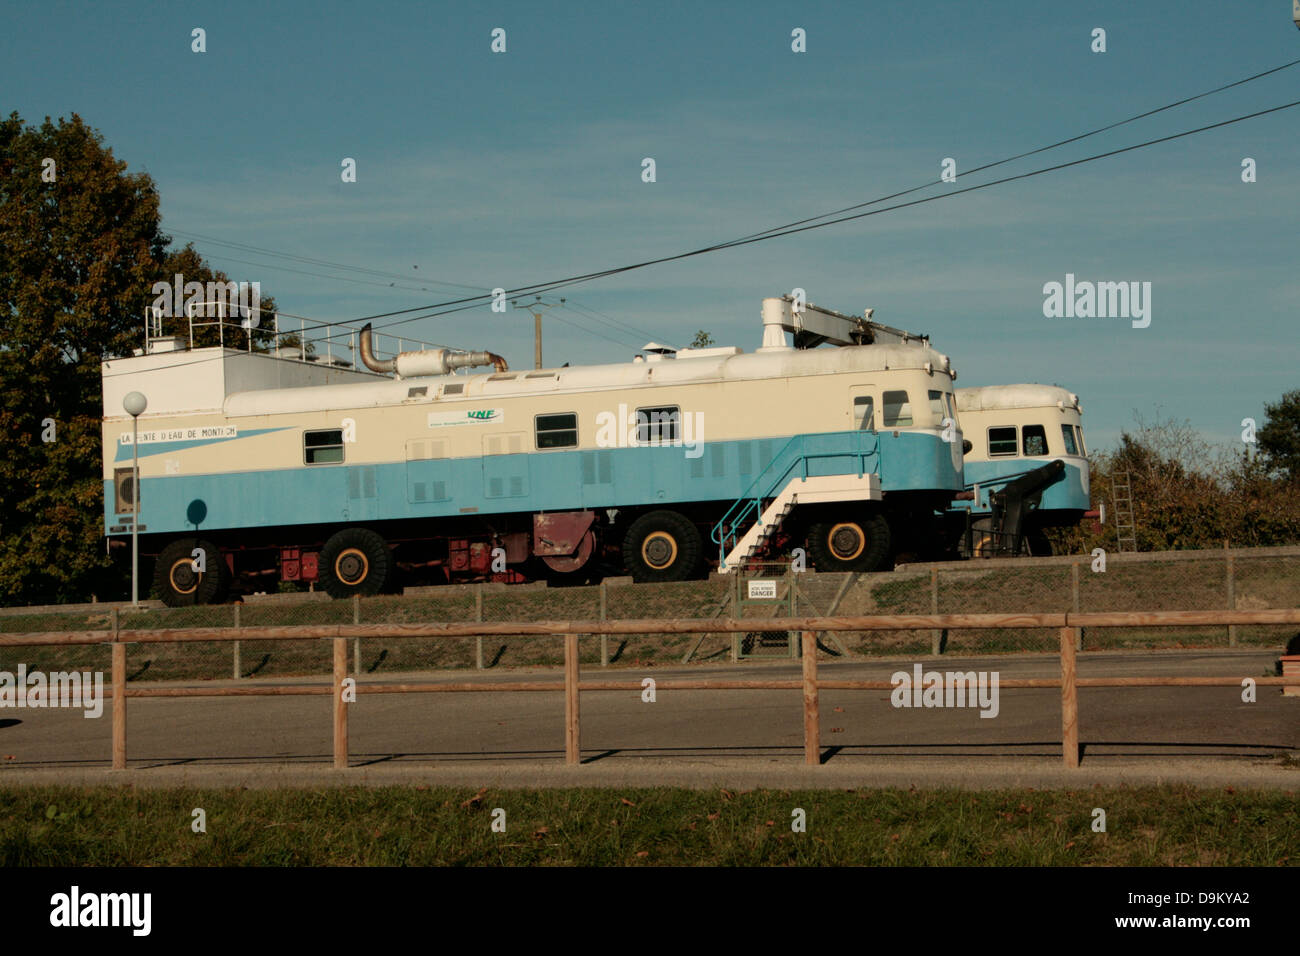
4, 0, 1298, 452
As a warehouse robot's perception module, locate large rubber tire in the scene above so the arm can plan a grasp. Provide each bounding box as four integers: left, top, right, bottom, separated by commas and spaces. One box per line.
622, 510, 703, 583
319, 528, 391, 598
153, 538, 230, 607
807, 514, 891, 573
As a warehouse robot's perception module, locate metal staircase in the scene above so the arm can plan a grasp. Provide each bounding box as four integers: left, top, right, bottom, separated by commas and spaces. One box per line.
712, 432, 881, 572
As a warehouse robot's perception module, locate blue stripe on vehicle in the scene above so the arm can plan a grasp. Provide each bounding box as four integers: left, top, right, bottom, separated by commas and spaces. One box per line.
112, 427, 292, 462
105, 430, 963, 536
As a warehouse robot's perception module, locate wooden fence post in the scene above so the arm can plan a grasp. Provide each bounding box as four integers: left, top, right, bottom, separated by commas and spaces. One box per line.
232, 602, 241, 680
111, 608, 126, 770
930, 568, 941, 655
802, 630, 820, 766
1225, 540, 1237, 647
730, 572, 740, 663
1060, 626, 1079, 769
599, 580, 608, 667
475, 584, 484, 670
352, 594, 361, 675
333, 637, 348, 769
564, 633, 580, 765
1071, 562, 1082, 651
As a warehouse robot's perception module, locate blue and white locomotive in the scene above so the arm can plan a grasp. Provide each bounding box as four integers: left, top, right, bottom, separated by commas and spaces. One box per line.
102, 295, 977, 603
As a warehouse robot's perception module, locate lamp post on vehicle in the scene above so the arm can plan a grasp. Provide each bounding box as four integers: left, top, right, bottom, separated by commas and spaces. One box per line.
123, 391, 148, 607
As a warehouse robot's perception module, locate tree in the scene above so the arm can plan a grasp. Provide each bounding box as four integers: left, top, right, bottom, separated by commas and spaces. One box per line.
1049, 410, 1300, 554
0, 112, 277, 603
1257, 389, 1300, 482
689, 330, 714, 348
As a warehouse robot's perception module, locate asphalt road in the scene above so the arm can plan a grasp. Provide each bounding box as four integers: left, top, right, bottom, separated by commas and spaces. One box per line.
0, 649, 1295, 789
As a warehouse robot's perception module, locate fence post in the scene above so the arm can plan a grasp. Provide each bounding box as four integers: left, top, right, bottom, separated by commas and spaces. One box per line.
1059, 626, 1080, 769
564, 633, 580, 765
1071, 562, 1082, 651
802, 630, 820, 766
1224, 540, 1237, 647
475, 584, 484, 670
111, 608, 126, 770
599, 579, 608, 667
352, 594, 361, 675
333, 637, 348, 769
930, 568, 941, 655
232, 602, 241, 680
730, 572, 740, 663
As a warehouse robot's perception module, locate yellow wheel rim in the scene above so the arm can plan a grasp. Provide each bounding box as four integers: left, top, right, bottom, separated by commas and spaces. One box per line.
335, 547, 369, 585
826, 523, 866, 561
168, 558, 200, 595
641, 531, 678, 570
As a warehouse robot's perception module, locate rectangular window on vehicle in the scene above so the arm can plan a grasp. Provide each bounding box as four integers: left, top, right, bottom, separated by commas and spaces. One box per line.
853, 396, 875, 430
636, 405, 680, 444
927, 390, 948, 425
1075, 425, 1086, 455
304, 429, 344, 464
1060, 423, 1078, 455
1023, 424, 1048, 457
882, 390, 913, 427
535, 413, 578, 449
987, 426, 1018, 457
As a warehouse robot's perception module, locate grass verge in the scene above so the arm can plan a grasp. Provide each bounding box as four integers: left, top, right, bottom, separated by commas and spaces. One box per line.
0, 784, 1294, 866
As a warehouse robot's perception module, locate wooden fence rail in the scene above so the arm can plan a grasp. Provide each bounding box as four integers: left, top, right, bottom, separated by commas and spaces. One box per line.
2, 609, 1297, 771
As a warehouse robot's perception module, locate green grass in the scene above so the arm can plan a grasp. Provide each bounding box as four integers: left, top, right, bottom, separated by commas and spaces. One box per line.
0, 784, 1293, 866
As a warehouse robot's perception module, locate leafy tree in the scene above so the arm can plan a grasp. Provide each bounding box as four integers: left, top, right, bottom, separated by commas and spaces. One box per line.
1050, 411, 1300, 554
0, 113, 170, 603
689, 330, 715, 348
0, 112, 277, 604
1256, 389, 1300, 481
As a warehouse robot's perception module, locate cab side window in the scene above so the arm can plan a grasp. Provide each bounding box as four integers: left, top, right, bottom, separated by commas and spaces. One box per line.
1023, 424, 1048, 457
853, 396, 875, 430
987, 426, 1017, 457
882, 390, 913, 427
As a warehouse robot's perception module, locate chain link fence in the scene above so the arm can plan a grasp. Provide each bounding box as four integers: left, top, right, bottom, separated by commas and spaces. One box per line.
2, 546, 1296, 679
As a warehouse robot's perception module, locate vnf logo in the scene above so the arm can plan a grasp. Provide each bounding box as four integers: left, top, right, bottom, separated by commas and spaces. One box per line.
150, 273, 262, 328
50, 886, 151, 936
0, 666, 104, 718
890, 663, 1000, 718
1042, 274, 1151, 328
466, 409, 499, 421
594, 403, 705, 459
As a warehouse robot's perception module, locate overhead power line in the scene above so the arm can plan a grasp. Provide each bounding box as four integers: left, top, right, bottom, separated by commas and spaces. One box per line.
165, 58, 1300, 348
166, 228, 489, 293
357, 93, 1300, 335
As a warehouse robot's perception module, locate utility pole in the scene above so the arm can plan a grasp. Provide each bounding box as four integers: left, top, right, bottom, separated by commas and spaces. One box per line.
510, 296, 565, 369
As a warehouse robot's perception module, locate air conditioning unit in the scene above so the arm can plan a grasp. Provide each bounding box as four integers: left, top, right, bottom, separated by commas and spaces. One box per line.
113, 467, 137, 514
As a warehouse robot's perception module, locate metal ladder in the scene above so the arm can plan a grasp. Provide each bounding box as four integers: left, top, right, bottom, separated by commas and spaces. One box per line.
1112, 470, 1137, 552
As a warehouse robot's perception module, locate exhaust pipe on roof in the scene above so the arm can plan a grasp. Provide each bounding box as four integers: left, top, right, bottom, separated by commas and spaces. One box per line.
359, 323, 508, 376
358, 323, 396, 373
